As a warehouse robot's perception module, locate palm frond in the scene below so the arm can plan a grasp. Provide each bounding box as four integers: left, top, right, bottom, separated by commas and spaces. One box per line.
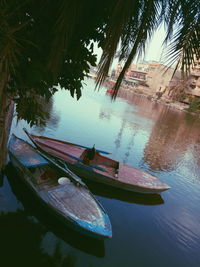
96, 0, 136, 88
163, 0, 182, 42
163, 0, 200, 75
108, 0, 161, 98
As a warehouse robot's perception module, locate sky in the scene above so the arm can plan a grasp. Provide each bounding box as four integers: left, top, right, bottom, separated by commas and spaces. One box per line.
144, 24, 166, 62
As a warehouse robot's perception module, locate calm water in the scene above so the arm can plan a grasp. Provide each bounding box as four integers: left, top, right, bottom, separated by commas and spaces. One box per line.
1, 78, 200, 267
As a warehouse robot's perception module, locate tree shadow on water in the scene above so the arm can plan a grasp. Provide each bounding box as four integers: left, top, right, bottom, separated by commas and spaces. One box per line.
0, 210, 79, 267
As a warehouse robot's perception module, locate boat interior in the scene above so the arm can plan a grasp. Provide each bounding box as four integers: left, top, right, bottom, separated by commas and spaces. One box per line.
28, 164, 63, 188
31, 135, 119, 177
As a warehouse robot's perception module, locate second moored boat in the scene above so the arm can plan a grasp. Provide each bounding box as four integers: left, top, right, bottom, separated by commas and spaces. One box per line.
24, 128, 170, 194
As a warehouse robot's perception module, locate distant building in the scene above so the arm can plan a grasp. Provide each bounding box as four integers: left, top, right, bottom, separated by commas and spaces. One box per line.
146, 63, 174, 93
127, 70, 147, 81
184, 60, 200, 97
110, 61, 176, 96
167, 58, 200, 103
136, 61, 149, 72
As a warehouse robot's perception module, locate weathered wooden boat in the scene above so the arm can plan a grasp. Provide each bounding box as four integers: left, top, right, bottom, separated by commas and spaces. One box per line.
8, 134, 112, 239
24, 129, 170, 194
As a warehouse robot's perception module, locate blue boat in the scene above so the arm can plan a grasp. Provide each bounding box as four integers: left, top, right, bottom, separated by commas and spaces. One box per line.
8, 134, 112, 239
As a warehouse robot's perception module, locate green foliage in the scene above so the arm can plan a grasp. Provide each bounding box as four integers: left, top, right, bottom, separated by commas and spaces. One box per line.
176, 92, 189, 102
0, 0, 106, 124
15, 96, 50, 127
187, 98, 200, 113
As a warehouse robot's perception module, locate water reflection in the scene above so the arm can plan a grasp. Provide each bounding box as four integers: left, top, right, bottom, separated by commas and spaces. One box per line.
5, 164, 105, 258
33, 97, 60, 132
0, 210, 51, 267
114, 119, 126, 149
142, 108, 200, 173
114, 88, 200, 177
99, 110, 111, 121
122, 126, 139, 164
86, 181, 164, 206
117, 89, 164, 121
0, 209, 79, 267
0, 171, 4, 187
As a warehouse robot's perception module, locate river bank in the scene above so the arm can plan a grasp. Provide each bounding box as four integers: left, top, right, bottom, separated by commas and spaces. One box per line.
105, 81, 200, 118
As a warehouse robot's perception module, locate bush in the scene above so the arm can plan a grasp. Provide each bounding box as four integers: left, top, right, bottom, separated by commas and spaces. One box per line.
187, 98, 200, 113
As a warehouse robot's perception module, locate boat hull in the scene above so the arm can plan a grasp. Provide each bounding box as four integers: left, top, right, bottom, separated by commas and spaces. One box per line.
68, 163, 168, 194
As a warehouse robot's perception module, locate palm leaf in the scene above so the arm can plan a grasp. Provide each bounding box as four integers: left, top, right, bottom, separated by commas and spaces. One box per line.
96, 0, 137, 88
106, 0, 161, 98
163, 0, 200, 75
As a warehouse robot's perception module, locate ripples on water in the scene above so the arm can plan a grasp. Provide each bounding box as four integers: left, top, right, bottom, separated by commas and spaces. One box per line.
1, 78, 200, 266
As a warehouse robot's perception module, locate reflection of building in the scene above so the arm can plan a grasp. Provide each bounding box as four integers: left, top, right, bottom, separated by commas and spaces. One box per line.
143, 108, 200, 171
101, 86, 200, 177
109, 89, 200, 173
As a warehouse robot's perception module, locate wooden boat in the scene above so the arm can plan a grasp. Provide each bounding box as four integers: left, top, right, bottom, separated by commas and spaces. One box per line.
8, 134, 112, 239
24, 129, 170, 194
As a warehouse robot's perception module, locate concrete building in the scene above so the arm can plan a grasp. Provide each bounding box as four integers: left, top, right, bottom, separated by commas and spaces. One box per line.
146, 63, 174, 93
184, 60, 200, 97
167, 58, 200, 103
135, 61, 149, 72
110, 61, 176, 97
